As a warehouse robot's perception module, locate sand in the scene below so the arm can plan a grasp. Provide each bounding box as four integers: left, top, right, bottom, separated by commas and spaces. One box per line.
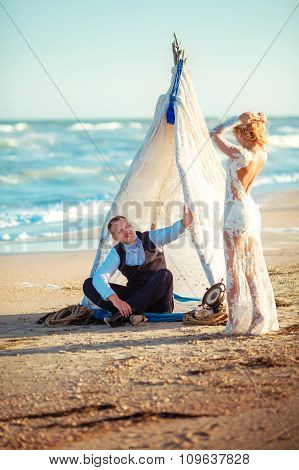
0, 189, 298, 450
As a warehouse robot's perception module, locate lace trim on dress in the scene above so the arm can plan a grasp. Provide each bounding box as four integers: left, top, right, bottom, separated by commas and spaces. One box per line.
211, 120, 279, 336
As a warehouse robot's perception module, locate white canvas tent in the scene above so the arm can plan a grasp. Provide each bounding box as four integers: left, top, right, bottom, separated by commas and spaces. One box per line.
82, 42, 226, 308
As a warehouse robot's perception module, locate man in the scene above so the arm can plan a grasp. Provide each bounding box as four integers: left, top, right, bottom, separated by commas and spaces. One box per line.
83, 205, 193, 327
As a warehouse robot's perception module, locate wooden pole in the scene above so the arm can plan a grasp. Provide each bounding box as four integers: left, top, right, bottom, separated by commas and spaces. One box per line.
172, 33, 187, 65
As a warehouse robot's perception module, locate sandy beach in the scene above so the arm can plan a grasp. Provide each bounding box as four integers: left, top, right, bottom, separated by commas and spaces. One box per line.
0, 189, 298, 450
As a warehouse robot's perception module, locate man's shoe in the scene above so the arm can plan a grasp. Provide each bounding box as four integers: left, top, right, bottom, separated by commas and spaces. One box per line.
129, 314, 148, 326
103, 312, 127, 328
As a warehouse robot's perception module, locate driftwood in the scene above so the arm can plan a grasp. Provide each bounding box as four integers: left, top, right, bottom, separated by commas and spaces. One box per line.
172, 32, 187, 65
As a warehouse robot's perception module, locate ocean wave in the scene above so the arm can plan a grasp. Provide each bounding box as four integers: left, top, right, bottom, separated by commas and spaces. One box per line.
0, 155, 18, 161
1, 233, 11, 241
0, 137, 19, 148
0, 199, 110, 231
129, 122, 143, 129
68, 122, 123, 132
42, 231, 61, 238
16, 232, 32, 241
0, 133, 57, 150
276, 126, 299, 134
0, 217, 20, 229
256, 172, 299, 186
0, 174, 21, 185
0, 166, 102, 184
0, 122, 28, 133
269, 134, 299, 149
40, 199, 108, 224
25, 166, 102, 178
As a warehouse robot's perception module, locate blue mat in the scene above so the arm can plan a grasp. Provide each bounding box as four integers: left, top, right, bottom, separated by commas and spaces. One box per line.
92, 308, 184, 323
91, 293, 200, 323
144, 312, 184, 322
174, 293, 201, 303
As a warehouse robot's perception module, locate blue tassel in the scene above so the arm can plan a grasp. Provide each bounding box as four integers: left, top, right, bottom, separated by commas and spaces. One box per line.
166, 98, 176, 125
166, 59, 184, 125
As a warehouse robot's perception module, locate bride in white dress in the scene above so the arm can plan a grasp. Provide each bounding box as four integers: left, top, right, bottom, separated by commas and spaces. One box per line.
210, 112, 279, 335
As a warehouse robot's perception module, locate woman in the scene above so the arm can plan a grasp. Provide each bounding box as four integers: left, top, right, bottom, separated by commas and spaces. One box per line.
210, 112, 279, 335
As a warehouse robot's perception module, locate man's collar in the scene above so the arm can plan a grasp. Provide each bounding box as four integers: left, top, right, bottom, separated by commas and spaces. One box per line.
122, 233, 142, 249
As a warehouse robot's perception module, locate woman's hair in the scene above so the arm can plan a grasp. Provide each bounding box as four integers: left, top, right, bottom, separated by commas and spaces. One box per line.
233, 120, 267, 150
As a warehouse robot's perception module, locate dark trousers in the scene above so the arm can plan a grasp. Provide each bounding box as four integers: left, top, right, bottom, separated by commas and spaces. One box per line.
83, 268, 174, 315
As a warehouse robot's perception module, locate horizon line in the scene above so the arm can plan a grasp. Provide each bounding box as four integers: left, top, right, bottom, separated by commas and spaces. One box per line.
1, 114, 299, 122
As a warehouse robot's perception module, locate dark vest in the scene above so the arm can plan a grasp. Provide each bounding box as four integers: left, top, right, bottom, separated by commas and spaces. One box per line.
115, 231, 167, 287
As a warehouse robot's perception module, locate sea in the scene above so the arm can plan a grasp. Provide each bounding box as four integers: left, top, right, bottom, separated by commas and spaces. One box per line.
0, 117, 298, 254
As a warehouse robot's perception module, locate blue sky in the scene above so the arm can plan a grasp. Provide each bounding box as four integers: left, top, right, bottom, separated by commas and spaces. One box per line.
0, 0, 298, 119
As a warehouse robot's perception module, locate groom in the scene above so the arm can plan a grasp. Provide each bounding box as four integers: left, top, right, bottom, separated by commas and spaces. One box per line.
83, 205, 193, 327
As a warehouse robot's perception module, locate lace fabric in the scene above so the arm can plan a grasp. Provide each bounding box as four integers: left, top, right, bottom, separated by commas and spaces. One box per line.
223, 146, 279, 335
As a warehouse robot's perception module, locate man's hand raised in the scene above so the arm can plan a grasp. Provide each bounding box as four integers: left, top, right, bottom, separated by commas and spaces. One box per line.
182, 204, 193, 229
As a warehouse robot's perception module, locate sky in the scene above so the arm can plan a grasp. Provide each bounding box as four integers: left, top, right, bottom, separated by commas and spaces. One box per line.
0, 0, 298, 119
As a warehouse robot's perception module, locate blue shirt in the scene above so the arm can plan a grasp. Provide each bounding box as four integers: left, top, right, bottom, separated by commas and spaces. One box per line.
92, 219, 185, 300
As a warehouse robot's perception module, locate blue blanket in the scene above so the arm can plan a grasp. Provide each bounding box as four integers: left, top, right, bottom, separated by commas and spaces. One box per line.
91, 293, 201, 323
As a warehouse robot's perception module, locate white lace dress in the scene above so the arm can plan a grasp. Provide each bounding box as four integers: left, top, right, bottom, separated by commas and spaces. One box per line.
211, 117, 279, 335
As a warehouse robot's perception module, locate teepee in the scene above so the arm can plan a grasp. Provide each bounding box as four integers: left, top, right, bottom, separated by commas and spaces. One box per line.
82, 36, 226, 307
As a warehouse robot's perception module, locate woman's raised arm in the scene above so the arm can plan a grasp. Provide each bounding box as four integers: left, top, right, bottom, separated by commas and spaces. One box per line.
209, 115, 242, 159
